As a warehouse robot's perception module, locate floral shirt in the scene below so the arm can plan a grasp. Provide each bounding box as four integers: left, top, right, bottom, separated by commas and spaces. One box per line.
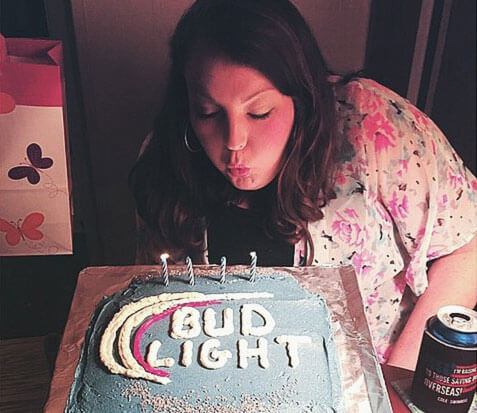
138, 78, 477, 364
300, 78, 477, 362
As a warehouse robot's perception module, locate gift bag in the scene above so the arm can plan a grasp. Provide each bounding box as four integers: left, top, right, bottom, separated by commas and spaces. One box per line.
0, 34, 73, 255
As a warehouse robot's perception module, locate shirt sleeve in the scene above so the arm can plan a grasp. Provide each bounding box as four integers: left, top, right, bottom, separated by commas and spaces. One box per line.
358, 80, 477, 295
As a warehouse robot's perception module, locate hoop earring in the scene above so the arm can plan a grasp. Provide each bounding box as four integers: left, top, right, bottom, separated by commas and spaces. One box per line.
184, 124, 201, 153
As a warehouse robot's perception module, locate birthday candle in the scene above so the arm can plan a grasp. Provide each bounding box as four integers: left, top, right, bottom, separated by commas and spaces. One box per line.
160, 253, 169, 286
186, 256, 194, 285
249, 251, 257, 282
220, 256, 226, 283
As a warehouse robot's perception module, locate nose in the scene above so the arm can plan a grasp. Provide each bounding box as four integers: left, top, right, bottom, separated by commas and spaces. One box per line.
224, 115, 247, 151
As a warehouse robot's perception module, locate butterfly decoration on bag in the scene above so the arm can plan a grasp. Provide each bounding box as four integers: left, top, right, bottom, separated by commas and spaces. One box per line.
8, 143, 54, 184
0, 212, 45, 246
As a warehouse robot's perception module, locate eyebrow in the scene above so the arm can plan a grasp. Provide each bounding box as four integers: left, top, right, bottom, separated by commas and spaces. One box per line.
241, 88, 276, 104
191, 87, 276, 105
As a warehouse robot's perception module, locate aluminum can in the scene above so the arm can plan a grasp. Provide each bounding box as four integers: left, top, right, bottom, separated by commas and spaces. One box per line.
411, 305, 477, 412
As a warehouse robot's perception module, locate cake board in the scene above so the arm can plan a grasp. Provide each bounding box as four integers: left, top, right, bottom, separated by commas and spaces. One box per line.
44, 265, 392, 412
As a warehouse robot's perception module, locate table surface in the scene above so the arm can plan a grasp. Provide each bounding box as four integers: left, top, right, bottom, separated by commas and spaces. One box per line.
0, 336, 413, 413
0, 337, 51, 413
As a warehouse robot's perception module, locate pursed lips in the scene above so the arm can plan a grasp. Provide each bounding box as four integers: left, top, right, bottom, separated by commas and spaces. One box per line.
227, 164, 251, 177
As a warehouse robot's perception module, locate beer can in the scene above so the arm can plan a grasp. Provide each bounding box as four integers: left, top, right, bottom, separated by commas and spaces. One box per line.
411, 305, 477, 412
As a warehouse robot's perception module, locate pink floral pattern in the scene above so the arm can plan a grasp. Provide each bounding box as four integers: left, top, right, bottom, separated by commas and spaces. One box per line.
362, 112, 397, 151
331, 210, 367, 248
305, 78, 477, 363
388, 191, 409, 220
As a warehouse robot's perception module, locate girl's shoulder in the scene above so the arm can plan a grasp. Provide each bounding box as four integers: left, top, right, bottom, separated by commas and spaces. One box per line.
333, 77, 406, 113
332, 76, 405, 102
332, 77, 435, 136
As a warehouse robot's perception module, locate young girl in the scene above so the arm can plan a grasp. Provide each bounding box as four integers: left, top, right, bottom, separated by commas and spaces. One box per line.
130, 0, 477, 369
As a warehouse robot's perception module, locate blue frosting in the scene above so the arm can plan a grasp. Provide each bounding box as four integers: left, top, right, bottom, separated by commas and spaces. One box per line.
65, 272, 343, 412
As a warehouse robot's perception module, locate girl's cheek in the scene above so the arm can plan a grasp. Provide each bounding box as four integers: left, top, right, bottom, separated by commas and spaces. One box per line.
256, 116, 293, 146
194, 124, 216, 146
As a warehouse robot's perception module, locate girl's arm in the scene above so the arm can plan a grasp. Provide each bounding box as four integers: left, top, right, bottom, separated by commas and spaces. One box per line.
387, 235, 477, 370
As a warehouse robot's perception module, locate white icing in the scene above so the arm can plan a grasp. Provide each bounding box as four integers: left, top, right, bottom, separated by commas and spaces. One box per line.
146, 340, 175, 368
274, 335, 312, 368
203, 308, 234, 337
240, 304, 276, 336
171, 307, 201, 339
238, 338, 269, 369
99, 291, 274, 384
180, 340, 193, 367
100, 292, 203, 384
118, 298, 199, 383
199, 339, 232, 369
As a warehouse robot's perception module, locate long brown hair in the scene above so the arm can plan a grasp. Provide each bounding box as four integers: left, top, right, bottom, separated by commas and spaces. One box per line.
130, 0, 344, 264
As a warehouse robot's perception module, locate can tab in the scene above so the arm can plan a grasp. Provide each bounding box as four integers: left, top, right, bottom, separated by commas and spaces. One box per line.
437, 305, 477, 333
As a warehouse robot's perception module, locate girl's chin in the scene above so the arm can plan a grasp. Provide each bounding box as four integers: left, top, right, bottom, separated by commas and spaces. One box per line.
228, 175, 270, 191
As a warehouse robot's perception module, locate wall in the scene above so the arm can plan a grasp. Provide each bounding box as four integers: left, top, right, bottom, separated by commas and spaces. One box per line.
69, 0, 371, 264
429, 0, 476, 174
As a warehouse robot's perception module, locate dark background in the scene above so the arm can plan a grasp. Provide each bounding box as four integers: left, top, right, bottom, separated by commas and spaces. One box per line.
1, 0, 475, 340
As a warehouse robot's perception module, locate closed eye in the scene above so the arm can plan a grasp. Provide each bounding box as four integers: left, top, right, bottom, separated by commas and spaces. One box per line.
195, 109, 273, 120
196, 111, 219, 119
248, 110, 272, 120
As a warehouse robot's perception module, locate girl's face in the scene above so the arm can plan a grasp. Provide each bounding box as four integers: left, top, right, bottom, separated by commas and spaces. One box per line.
186, 57, 295, 191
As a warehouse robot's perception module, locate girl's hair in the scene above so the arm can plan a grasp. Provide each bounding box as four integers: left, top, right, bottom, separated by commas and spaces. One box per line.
130, 0, 344, 264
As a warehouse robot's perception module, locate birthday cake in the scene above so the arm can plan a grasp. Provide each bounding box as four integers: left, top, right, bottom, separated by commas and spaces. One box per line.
64, 269, 343, 412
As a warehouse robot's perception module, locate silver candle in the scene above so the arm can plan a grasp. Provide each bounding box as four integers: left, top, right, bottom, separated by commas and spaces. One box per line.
249, 251, 257, 282
160, 253, 169, 286
220, 256, 227, 283
186, 256, 194, 286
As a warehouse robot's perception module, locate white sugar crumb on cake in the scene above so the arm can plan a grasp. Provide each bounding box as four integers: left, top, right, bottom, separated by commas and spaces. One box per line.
122, 378, 325, 413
